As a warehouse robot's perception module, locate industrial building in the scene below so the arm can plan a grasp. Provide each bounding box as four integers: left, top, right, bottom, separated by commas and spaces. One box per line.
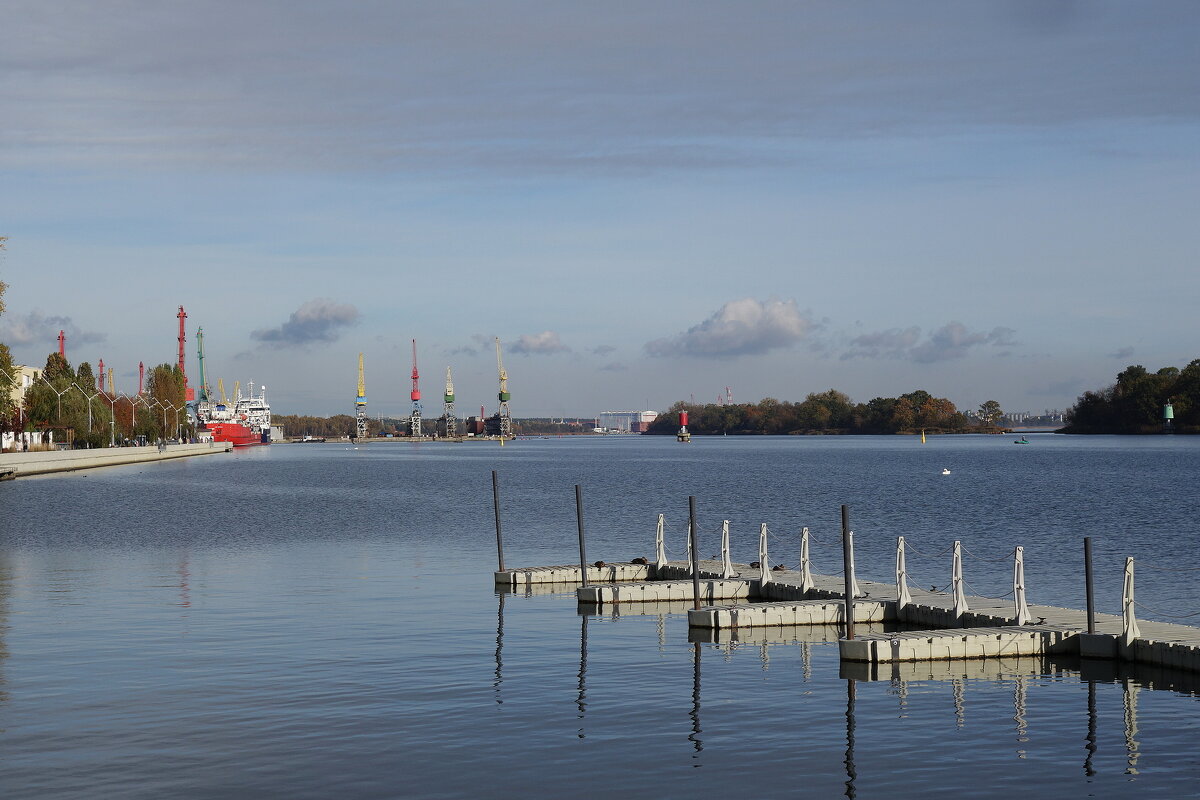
598, 410, 659, 433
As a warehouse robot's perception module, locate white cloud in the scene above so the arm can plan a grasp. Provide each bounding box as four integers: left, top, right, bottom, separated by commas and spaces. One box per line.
509, 331, 569, 355
646, 298, 813, 358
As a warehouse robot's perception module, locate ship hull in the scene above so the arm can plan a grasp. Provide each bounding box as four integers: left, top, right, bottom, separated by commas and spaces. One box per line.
206, 422, 269, 447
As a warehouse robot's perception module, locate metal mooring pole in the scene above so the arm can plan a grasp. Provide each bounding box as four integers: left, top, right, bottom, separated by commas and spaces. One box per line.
492, 470, 505, 572
1084, 536, 1096, 635
841, 504, 855, 640
576, 484, 589, 587
689, 496, 702, 610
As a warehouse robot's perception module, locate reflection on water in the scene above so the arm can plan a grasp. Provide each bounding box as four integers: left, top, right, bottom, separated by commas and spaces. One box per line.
3, 438, 1200, 797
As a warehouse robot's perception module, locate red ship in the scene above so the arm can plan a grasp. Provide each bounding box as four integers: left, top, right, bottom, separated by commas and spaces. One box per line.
205, 421, 265, 447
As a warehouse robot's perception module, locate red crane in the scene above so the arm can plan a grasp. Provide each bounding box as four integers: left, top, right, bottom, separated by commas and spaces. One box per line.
177, 306, 193, 401
410, 339, 421, 403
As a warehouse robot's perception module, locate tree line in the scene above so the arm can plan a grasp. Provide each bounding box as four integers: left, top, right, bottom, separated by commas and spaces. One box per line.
643, 389, 984, 436
5, 352, 193, 447
1063, 361, 1200, 434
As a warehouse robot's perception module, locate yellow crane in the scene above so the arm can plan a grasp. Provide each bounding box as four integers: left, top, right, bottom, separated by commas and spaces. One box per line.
218, 378, 228, 405
355, 353, 368, 440
495, 337, 511, 440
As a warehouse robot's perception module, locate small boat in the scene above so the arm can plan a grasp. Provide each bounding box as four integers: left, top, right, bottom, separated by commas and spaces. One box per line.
941, 468, 951, 475
1014, 437, 1029, 444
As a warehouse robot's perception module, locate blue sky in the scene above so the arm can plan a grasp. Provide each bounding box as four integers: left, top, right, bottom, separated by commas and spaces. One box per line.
2, 1, 1197, 417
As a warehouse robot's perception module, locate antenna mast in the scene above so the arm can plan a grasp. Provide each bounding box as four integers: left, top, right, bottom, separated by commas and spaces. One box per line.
409, 339, 422, 437
355, 353, 368, 440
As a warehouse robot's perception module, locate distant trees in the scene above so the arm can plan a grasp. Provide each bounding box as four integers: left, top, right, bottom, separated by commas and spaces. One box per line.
1064, 360, 1200, 433
645, 389, 970, 436
978, 400, 1004, 426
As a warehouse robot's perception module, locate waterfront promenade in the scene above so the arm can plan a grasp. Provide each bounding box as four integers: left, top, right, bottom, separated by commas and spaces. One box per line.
0, 441, 232, 479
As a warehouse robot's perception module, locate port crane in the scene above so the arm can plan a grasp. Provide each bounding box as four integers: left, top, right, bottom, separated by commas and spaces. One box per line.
442, 366, 456, 438
355, 353, 368, 440
409, 340, 422, 437
195, 328, 212, 403
495, 337, 512, 439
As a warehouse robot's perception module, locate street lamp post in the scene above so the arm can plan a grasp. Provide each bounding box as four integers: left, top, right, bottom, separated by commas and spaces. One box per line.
102, 392, 118, 446
39, 375, 70, 423
70, 382, 99, 433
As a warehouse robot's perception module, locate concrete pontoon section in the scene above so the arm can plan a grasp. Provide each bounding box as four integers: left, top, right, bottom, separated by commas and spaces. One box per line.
688, 599, 890, 629
839, 625, 1081, 663
0, 442, 233, 478
495, 563, 652, 587
577, 579, 751, 606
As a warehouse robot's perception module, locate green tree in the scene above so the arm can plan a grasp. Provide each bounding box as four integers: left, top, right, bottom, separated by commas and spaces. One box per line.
978, 400, 1003, 426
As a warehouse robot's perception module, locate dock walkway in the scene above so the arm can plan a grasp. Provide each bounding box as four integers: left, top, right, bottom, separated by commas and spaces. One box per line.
0, 441, 233, 478
498, 557, 1200, 672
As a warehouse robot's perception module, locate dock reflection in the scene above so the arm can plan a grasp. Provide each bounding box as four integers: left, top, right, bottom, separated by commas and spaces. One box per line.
497, 590, 1195, 784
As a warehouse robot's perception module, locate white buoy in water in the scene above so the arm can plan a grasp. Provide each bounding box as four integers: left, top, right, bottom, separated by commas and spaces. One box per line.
941, 468, 951, 475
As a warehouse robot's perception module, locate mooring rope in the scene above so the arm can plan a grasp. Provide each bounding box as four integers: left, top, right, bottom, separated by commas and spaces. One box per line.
958, 544, 1019, 564
1133, 562, 1200, 573
1132, 600, 1200, 620
901, 541, 956, 560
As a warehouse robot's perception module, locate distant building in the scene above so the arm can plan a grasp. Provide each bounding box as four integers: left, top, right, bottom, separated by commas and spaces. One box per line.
8, 364, 37, 408
599, 410, 658, 433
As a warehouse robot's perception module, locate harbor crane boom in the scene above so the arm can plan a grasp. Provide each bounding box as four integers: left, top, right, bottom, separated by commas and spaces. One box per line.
355, 353, 368, 440
495, 337, 512, 439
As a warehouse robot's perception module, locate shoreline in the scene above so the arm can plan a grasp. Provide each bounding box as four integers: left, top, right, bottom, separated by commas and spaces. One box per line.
0, 441, 233, 478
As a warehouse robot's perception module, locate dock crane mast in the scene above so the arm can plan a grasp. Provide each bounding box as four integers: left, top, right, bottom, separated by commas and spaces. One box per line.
409, 340, 422, 437
441, 366, 456, 438
195, 327, 211, 403
495, 337, 512, 439
355, 353, 368, 440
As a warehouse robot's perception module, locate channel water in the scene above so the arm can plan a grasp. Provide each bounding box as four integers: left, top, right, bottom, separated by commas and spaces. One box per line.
1, 435, 1198, 797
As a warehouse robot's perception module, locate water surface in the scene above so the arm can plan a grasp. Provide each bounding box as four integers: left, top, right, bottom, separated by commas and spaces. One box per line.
1, 435, 1198, 798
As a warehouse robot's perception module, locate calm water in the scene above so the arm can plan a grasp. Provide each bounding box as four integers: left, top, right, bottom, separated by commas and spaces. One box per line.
1, 435, 1199, 798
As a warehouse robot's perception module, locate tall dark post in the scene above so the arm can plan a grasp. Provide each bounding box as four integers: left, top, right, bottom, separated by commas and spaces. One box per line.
576, 484, 589, 587
492, 470, 505, 572
841, 504, 855, 640
689, 496, 702, 610
1084, 536, 1096, 635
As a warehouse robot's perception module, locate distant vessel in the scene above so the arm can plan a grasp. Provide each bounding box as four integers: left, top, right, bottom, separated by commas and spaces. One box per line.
1015, 436, 1029, 444
197, 382, 271, 447
941, 468, 951, 475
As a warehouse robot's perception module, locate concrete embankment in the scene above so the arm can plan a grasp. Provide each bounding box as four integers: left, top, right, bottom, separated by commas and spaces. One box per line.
0, 441, 233, 478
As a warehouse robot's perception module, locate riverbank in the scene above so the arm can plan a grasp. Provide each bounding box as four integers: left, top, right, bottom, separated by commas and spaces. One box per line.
0, 441, 233, 478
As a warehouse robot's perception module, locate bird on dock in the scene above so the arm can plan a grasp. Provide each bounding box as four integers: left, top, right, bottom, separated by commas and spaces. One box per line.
772, 564, 787, 571
631, 557, 648, 565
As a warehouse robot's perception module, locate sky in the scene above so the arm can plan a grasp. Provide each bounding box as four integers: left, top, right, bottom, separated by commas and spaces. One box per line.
2, 1, 1198, 418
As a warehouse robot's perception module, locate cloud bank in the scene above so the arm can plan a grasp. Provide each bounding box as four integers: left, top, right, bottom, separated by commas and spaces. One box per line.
646, 298, 813, 358
843, 321, 1016, 363
509, 331, 569, 355
0, 310, 106, 349
251, 299, 359, 347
